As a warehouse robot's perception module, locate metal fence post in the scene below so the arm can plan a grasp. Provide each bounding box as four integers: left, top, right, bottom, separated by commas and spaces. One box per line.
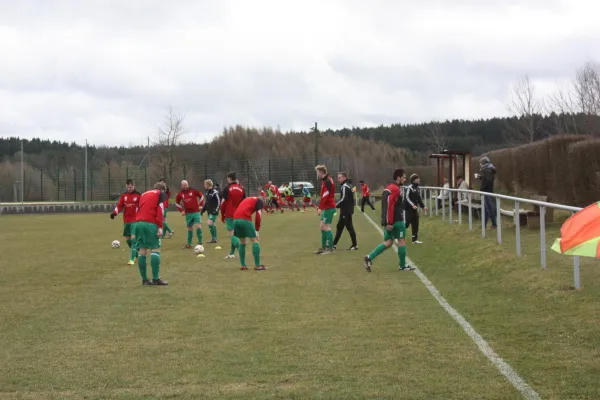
429, 189, 432, 218
90, 170, 95, 201
481, 194, 486, 238
268, 159, 271, 181
73, 170, 77, 201
81, 169, 84, 200
458, 195, 462, 224
574, 256, 580, 289
40, 169, 44, 201
442, 194, 446, 220
57, 169, 60, 201
291, 158, 295, 187
515, 200, 521, 257
540, 205, 547, 270
246, 160, 250, 194
449, 197, 453, 224
496, 197, 502, 244
204, 162, 208, 179
435, 190, 439, 216
468, 193, 473, 231
108, 167, 111, 201
183, 165, 186, 180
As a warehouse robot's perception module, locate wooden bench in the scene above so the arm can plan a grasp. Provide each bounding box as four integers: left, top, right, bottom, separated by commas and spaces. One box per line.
454, 200, 527, 224
455, 199, 482, 219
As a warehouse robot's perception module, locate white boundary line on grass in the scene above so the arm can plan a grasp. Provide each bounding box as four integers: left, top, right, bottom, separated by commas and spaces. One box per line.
361, 211, 541, 400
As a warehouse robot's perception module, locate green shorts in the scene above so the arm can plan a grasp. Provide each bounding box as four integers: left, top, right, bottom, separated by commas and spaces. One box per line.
233, 219, 257, 239
135, 221, 161, 250
208, 214, 218, 223
320, 208, 336, 225
123, 222, 136, 237
383, 221, 406, 241
185, 212, 201, 227
225, 218, 235, 231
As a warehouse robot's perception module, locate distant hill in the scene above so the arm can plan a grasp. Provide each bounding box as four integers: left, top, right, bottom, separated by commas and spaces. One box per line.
321, 113, 600, 156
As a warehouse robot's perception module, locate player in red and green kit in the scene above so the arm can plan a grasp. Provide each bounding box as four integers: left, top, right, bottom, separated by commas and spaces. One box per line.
233, 194, 267, 270
159, 178, 174, 239
363, 168, 415, 272
314, 165, 336, 254
175, 180, 205, 248
135, 182, 169, 285
110, 179, 141, 265
221, 172, 245, 259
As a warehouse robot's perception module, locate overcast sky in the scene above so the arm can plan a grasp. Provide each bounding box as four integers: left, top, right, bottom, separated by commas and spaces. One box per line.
1, 0, 599, 146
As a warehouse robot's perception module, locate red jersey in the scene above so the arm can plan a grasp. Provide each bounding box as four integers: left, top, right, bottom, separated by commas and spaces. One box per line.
221, 182, 246, 219
269, 184, 281, 199
175, 188, 204, 214
234, 197, 265, 231
319, 175, 336, 210
362, 184, 370, 197
381, 183, 403, 226
136, 189, 168, 228
260, 190, 266, 198
113, 190, 141, 223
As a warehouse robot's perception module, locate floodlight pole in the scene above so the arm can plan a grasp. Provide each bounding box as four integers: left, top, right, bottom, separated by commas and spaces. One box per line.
84, 139, 88, 202
20, 139, 24, 204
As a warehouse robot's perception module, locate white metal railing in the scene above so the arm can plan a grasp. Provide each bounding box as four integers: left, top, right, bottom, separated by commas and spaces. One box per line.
417, 186, 584, 289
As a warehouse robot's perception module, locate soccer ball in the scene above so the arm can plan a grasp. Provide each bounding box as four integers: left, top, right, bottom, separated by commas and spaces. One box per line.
112, 240, 120, 249
194, 245, 205, 255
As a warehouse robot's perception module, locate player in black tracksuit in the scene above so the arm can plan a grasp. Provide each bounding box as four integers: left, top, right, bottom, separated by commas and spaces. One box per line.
404, 174, 428, 244
333, 173, 358, 250
202, 179, 221, 243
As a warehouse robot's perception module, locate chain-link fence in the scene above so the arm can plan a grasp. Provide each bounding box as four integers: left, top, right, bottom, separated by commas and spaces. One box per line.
4, 157, 349, 203
3, 154, 440, 203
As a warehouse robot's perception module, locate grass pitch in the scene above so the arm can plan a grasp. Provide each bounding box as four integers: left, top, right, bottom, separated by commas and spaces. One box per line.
0, 207, 598, 399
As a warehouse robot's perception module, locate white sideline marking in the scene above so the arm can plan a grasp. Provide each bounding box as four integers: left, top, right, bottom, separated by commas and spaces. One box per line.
361, 211, 541, 400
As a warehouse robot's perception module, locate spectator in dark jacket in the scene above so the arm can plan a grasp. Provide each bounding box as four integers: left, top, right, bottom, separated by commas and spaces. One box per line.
476, 156, 497, 228
333, 172, 358, 250
404, 174, 428, 244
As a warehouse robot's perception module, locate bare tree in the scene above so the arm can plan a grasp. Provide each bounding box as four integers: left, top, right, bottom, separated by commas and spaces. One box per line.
156, 106, 186, 184
424, 121, 447, 153
545, 82, 579, 134
506, 74, 542, 144
573, 61, 600, 115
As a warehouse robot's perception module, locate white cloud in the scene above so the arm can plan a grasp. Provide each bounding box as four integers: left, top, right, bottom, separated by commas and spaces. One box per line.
0, 0, 599, 146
